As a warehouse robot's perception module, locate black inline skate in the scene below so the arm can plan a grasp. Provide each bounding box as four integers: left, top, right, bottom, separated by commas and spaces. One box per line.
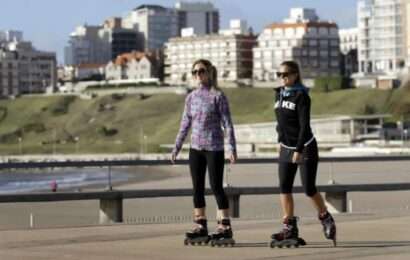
209, 218, 235, 247
270, 216, 306, 248
319, 211, 337, 247
184, 218, 210, 246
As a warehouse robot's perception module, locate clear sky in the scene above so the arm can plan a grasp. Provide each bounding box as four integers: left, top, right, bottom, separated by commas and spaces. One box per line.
1, 0, 358, 64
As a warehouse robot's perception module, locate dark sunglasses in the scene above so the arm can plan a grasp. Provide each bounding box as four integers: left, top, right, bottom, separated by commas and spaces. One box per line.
192, 68, 207, 76
276, 72, 295, 78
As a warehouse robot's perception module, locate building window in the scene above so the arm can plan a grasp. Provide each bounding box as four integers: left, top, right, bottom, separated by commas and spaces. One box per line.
309, 40, 317, 46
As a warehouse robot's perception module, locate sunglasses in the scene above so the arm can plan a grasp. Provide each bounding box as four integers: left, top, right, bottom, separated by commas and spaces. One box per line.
276, 72, 295, 78
192, 68, 207, 76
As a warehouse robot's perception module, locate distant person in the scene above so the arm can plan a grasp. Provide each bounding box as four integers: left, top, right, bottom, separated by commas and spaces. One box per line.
171, 59, 237, 246
50, 180, 58, 192
271, 61, 337, 247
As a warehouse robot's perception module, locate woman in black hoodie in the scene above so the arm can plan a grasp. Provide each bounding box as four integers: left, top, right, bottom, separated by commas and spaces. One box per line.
271, 61, 336, 247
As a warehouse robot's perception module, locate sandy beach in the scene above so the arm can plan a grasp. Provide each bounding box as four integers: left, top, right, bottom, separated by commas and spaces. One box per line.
0, 160, 410, 230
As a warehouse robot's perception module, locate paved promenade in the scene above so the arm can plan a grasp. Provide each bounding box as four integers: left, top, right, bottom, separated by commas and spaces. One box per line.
1, 212, 410, 260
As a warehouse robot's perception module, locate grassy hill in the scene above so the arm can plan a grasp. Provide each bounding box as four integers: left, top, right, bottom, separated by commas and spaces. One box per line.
0, 87, 405, 155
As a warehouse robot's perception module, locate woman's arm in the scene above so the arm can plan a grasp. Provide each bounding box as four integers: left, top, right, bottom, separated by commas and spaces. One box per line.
295, 92, 311, 153
172, 94, 192, 157
219, 94, 237, 159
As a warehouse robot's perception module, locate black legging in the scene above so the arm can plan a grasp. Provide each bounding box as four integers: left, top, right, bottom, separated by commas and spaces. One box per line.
278, 140, 319, 197
189, 148, 229, 209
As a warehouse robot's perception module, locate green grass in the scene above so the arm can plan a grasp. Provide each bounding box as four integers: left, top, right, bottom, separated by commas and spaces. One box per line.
0, 87, 406, 155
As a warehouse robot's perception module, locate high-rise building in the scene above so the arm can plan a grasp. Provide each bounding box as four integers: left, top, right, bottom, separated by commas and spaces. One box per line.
65, 18, 143, 66
357, 0, 407, 75
100, 17, 143, 60
175, 1, 219, 35
253, 8, 340, 81
122, 5, 179, 50
65, 25, 110, 65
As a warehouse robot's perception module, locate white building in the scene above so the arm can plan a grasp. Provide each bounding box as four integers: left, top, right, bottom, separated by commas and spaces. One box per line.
339, 28, 359, 77
122, 5, 179, 51
357, 0, 406, 75
164, 20, 256, 86
0, 35, 57, 96
253, 8, 340, 81
175, 1, 219, 35
234, 114, 389, 147
339, 28, 359, 55
65, 18, 143, 66
65, 25, 110, 66
105, 51, 159, 81
0, 30, 23, 42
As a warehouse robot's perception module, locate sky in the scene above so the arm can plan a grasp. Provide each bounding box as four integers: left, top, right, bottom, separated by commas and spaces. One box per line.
0, 0, 358, 64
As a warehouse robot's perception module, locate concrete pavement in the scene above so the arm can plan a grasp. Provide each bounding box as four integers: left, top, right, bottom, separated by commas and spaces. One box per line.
1, 213, 410, 260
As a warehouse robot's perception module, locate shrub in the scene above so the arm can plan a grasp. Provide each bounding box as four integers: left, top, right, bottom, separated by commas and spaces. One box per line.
51, 96, 76, 115
97, 126, 118, 136
313, 76, 350, 92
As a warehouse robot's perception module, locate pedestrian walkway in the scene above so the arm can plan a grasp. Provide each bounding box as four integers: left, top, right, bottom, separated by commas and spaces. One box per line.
1, 213, 409, 260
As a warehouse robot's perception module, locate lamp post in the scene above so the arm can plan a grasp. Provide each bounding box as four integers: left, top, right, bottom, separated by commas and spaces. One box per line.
143, 135, 148, 154
74, 136, 80, 153
52, 128, 57, 155
18, 137, 22, 155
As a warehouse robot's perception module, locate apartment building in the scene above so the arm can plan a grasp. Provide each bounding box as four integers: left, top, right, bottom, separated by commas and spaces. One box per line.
164, 20, 256, 85
0, 34, 57, 96
0, 49, 18, 97
253, 8, 340, 81
357, 0, 406, 75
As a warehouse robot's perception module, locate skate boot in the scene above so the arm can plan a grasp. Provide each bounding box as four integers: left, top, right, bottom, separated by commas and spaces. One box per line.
319, 211, 337, 247
210, 218, 235, 247
270, 216, 306, 248
184, 218, 210, 246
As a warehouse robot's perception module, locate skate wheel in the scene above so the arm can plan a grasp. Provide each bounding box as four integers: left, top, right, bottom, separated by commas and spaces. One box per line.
270, 241, 275, 248
286, 244, 291, 248
210, 240, 216, 247
294, 244, 299, 248
184, 239, 188, 246
298, 238, 307, 246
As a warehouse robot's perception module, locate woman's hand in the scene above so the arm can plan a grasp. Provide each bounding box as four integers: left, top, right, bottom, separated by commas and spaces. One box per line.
292, 151, 302, 164
229, 152, 237, 164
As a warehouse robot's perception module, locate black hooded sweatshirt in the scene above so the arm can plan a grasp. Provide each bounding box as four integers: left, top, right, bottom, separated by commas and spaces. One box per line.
274, 86, 315, 153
